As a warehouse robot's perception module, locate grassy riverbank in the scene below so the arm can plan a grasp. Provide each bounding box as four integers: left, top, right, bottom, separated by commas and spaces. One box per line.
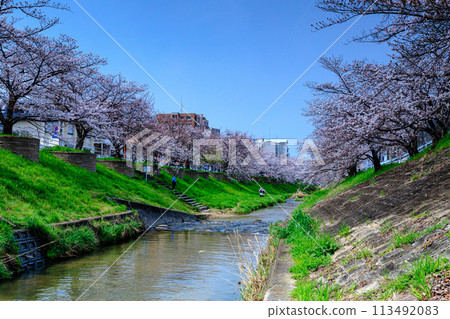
0, 148, 193, 228
268, 135, 450, 301
0, 215, 144, 280
0, 147, 193, 279
0, 146, 297, 280
157, 170, 298, 214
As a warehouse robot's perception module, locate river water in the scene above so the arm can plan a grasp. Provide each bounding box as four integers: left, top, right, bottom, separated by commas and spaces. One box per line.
0, 200, 298, 301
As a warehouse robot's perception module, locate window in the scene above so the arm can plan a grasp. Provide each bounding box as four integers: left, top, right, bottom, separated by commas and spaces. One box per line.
186, 116, 191, 120
67, 124, 73, 135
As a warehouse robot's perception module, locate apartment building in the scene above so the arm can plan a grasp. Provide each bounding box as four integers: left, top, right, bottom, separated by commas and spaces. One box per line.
157, 112, 220, 135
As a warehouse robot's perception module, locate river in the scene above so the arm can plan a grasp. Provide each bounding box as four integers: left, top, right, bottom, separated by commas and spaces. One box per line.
0, 199, 298, 301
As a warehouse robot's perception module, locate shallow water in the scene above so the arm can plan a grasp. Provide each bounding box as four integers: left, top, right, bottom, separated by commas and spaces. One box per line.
0, 200, 298, 301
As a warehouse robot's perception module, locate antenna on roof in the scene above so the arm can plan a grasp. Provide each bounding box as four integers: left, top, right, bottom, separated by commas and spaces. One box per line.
180, 96, 183, 113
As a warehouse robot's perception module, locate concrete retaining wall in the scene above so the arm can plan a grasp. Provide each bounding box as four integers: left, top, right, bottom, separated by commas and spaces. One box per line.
254, 177, 270, 183
163, 167, 184, 179
110, 197, 203, 227
50, 151, 97, 172
183, 170, 198, 180
198, 172, 209, 180
0, 136, 40, 163
209, 172, 224, 181
97, 160, 134, 177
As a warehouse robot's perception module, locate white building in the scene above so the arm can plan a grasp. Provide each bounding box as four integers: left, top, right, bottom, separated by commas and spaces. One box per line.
255, 138, 297, 158
3, 119, 112, 157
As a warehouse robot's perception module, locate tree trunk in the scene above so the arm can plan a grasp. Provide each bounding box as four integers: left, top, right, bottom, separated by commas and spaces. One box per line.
370, 148, 382, 172
2, 122, 13, 135
347, 164, 357, 177
75, 124, 88, 150
425, 119, 446, 149
113, 143, 123, 159
2, 96, 18, 135
406, 137, 419, 157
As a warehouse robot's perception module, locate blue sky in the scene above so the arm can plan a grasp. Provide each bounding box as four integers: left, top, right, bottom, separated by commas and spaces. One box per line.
45, 0, 390, 142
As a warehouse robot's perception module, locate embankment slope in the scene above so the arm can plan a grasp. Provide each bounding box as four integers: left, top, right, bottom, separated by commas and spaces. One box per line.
306, 148, 449, 300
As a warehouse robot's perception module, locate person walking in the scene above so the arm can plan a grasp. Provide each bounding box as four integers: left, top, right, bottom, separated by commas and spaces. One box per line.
171, 175, 176, 190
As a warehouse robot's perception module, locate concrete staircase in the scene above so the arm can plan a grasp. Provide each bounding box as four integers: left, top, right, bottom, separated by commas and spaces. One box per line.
152, 179, 210, 213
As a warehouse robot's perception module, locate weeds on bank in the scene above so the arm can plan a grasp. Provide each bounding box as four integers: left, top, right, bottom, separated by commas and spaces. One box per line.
272, 208, 339, 297
381, 220, 393, 234
6, 214, 144, 264
47, 217, 144, 260
392, 219, 448, 248
365, 255, 449, 300
92, 218, 143, 244
0, 223, 18, 257
0, 223, 19, 279
293, 279, 344, 301
230, 230, 278, 301
339, 223, 351, 237
47, 226, 98, 259
342, 246, 373, 265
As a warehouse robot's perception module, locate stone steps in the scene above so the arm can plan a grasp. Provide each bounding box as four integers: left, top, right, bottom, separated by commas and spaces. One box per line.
149, 179, 210, 212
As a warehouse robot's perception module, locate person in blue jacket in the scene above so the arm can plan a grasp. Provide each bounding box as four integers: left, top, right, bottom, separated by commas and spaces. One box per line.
171, 175, 176, 190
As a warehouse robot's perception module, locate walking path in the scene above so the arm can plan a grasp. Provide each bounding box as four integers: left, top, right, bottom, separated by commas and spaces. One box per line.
263, 242, 295, 301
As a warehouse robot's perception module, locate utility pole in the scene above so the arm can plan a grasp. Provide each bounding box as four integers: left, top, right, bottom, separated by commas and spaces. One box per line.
180, 96, 183, 113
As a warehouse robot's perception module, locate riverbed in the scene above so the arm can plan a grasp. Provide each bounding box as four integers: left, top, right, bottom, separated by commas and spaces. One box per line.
0, 200, 298, 301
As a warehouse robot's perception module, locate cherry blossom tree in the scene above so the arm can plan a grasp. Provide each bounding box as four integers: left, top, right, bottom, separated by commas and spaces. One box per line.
155, 115, 206, 168
0, 32, 94, 135
0, 1, 69, 42
100, 76, 156, 158
304, 53, 449, 183
314, 0, 450, 44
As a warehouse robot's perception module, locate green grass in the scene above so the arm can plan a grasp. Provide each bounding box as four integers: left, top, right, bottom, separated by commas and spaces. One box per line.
41, 146, 91, 153
365, 255, 449, 300
339, 222, 351, 237
392, 219, 448, 248
46, 217, 144, 260
0, 224, 17, 257
409, 133, 450, 162
342, 246, 372, 265
0, 148, 193, 228
272, 209, 339, 289
380, 219, 393, 234
46, 226, 98, 260
292, 279, 344, 301
157, 169, 297, 214
355, 248, 373, 259
281, 133, 450, 300
0, 223, 19, 280
99, 157, 126, 161
92, 218, 143, 245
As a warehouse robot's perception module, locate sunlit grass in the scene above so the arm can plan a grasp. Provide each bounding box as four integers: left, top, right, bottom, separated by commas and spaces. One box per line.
157, 170, 298, 214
